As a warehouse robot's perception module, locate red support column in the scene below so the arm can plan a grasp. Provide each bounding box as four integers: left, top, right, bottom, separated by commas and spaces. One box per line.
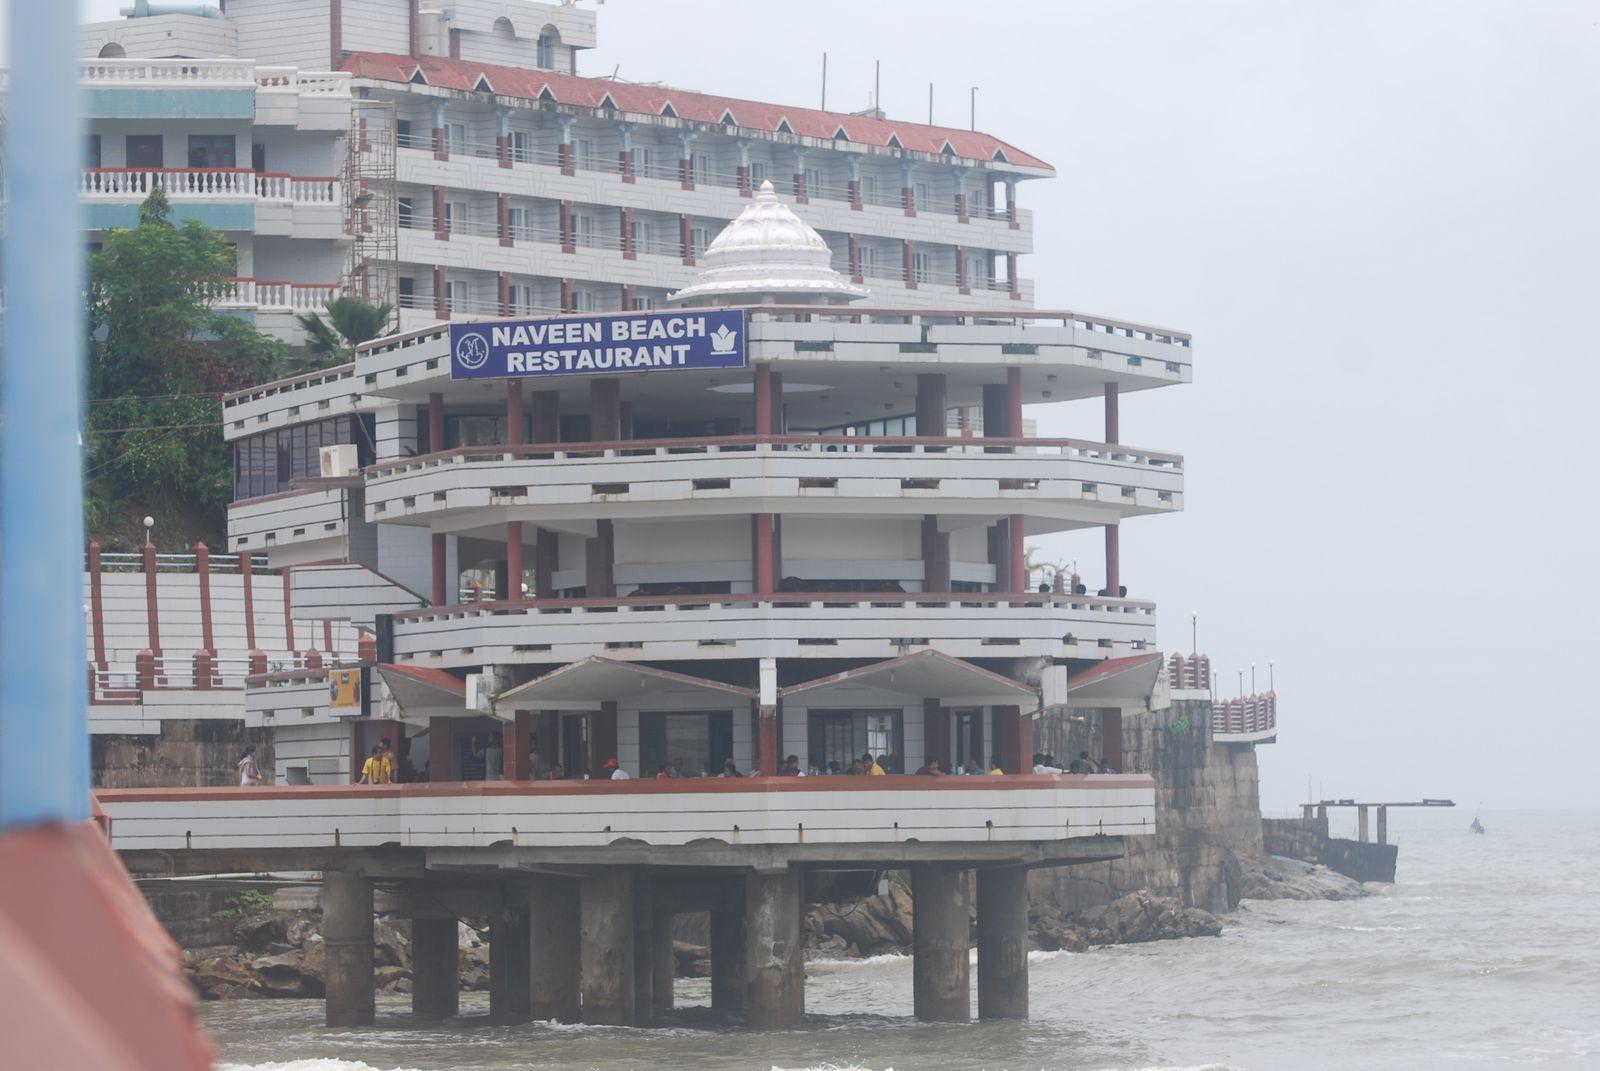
995, 705, 1029, 776
620, 149, 635, 183
560, 278, 574, 313
956, 248, 969, 295
1005, 179, 1018, 228
242, 552, 265, 674
904, 240, 917, 290
323, 619, 335, 652
497, 133, 511, 168
923, 699, 951, 771
591, 702, 619, 776
498, 193, 512, 247
758, 706, 779, 776
1105, 525, 1121, 598
506, 380, 524, 446
1008, 514, 1027, 593
620, 207, 634, 259
87, 540, 107, 670
680, 214, 695, 266
431, 533, 448, 605
848, 234, 863, 283
281, 569, 297, 660
558, 142, 573, 176
848, 178, 862, 211
902, 183, 917, 217
559, 200, 574, 253
329, 0, 343, 71
432, 266, 447, 319
753, 364, 772, 436
620, 284, 635, 311
793, 170, 808, 203
534, 528, 557, 598
428, 392, 445, 453
497, 272, 510, 316
1006, 251, 1020, 299
504, 709, 532, 780
194, 541, 216, 688
679, 156, 694, 190
1104, 382, 1119, 444
432, 125, 447, 161
408, 0, 420, 56
142, 541, 162, 657
432, 186, 447, 239
752, 514, 775, 595
506, 521, 524, 604
737, 165, 752, 197
358, 630, 377, 665
955, 192, 968, 224
428, 716, 453, 781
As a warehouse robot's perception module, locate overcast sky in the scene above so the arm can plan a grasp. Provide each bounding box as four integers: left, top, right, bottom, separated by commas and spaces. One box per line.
62, 1, 1600, 810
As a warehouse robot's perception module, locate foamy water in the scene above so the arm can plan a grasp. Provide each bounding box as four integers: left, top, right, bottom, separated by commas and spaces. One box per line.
206, 809, 1600, 1070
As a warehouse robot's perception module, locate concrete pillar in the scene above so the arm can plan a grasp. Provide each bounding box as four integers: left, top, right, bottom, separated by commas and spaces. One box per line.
591, 700, 619, 776
590, 378, 620, 441
431, 532, 448, 605
916, 372, 946, 436
503, 709, 531, 779
1358, 806, 1370, 843
586, 519, 614, 598
631, 875, 655, 1023
1008, 514, 1027, 593
752, 513, 775, 595
489, 888, 532, 1023
710, 905, 743, 1017
754, 364, 773, 436
530, 390, 560, 443
757, 705, 779, 776
994, 705, 1030, 776
530, 875, 582, 1022
1104, 524, 1121, 597
921, 515, 950, 592
505, 521, 524, 605
922, 698, 950, 772
741, 869, 804, 1029
411, 915, 459, 1020
652, 907, 676, 1014
534, 527, 557, 599
1104, 381, 1120, 444
580, 870, 635, 1026
912, 865, 971, 1021
322, 869, 375, 1027
976, 866, 1029, 1020
1377, 806, 1389, 845
427, 716, 452, 781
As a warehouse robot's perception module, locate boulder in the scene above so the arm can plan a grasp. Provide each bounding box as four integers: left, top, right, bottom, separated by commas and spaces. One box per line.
188, 954, 262, 1000
373, 918, 411, 969
232, 914, 287, 951
804, 874, 914, 955
1239, 855, 1370, 901
672, 941, 711, 978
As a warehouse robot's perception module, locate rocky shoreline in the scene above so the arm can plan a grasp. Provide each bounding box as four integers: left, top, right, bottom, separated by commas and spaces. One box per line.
176, 858, 1363, 1000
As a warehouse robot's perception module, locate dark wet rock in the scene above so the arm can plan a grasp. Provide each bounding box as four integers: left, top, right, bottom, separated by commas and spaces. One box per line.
1240, 855, 1370, 901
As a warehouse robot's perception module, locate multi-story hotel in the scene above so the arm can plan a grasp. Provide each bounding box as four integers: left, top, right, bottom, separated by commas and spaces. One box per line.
80, 0, 1281, 1032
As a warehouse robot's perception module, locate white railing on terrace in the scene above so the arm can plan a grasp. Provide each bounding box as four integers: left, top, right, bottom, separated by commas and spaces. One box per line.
1212, 693, 1277, 738
81, 168, 340, 204
92, 550, 272, 574
80, 58, 257, 85
213, 278, 341, 312
253, 66, 351, 96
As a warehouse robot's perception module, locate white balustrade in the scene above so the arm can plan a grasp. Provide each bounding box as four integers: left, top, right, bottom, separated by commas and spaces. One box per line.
81, 168, 254, 198
80, 58, 257, 85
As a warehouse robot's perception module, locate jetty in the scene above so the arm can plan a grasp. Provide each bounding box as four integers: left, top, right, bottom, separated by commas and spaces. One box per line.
1264, 798, 1455, 883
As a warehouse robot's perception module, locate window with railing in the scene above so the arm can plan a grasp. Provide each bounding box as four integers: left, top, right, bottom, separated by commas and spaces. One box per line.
445, 279, 470, 313
509, 129, 533, 163
446, 123, 467, 156
187, 134, 236, 168
508, 283, 536, 315
750, 160, 767, 185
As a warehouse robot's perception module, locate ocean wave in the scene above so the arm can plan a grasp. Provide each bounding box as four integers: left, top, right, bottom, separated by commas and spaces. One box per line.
808, 952, 911, 969
219, 1061, 429, 1071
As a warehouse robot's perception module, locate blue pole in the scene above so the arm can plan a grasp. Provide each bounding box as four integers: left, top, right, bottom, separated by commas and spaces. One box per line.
0, 2, 89, 828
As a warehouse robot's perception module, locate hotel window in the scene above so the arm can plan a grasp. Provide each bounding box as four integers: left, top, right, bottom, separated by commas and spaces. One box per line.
690, 151, 711, 185
508, 283, 536, 315
446, 122, 467, 156
970, 255, 989, 288
85, 134, 101, 169
749, 160, 768, 185
690, 225, 710, 257
397, 196, 415, 229
507, 205, 531, 241
573, 212, 595, 247
860, 174, 878, 203
125, 134, 163, 169
508, 130, 532, 163
914, 180, 930, 210
804, 165, 824, 194
187, 135, 236, 168
807, 710, 903, 774
232, 417, 367, 500
912, 251, 931, 285
443, 200, 469, 234
398, 276, 415, 308
860, 245, 880, 277
570, 288, 596, 313
574, 137, 596, 171
634, 146, 654, 177
536, 32, 555, 69
633, 293, 658, 311
631, 219, 653, 253
444, 279, 470, 313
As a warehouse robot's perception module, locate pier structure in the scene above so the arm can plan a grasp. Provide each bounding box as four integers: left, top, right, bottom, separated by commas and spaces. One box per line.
102, 774, 1152, 1026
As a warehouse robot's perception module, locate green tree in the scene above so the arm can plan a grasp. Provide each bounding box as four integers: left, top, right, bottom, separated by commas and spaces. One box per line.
86, 189, 286, 548
295, 296, 395, 368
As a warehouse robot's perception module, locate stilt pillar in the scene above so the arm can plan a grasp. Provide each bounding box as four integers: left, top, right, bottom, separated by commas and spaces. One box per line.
709, 904, 743, 1017
1358, 805, 1370, 843
411, 914, 460, 1020
740, 869, 804, 1029
652, 907, 676, 1014
579, 869, 635, 1026
976, 865, 1029, 1020
529, 875, 582, 1022
912, 865, 970, 1021
1377, 805, 1389, 846
322, 869, 375, 1027
631, 875, 655, 1024
489, 883, 532, 1023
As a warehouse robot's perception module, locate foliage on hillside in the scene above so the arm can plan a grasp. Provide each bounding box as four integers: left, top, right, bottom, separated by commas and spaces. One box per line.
85, 190, 288, 549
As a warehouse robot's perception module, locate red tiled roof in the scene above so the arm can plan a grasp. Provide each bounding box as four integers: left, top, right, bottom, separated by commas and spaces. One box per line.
338, 52, 1052, 171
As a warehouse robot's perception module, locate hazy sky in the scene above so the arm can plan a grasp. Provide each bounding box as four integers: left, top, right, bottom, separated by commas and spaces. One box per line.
65, 1, 1600, 810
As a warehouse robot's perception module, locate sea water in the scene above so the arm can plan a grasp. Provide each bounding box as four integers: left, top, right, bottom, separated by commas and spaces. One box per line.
204, 808, 1600, 1070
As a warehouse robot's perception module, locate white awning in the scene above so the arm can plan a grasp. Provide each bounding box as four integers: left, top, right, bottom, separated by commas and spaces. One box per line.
377, 663, 470, 721
494, 656, 757, 712
779, 649, 1037, 706
1065, 653, 1166, 709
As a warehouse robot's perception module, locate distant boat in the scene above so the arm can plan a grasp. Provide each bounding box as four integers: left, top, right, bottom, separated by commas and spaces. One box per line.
1470, 817, 1486, 834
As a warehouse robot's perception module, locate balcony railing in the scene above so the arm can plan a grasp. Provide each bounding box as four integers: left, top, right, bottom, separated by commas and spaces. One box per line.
81, 168, 340, 205
1211, 693, 1277, 741
79, 58, 257, 86
212, 278, 341, 312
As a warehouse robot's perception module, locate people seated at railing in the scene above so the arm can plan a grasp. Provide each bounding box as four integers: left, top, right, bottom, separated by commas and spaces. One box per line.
862, 752, 886, 775
719, 758, 744, 778
778, 754, 802, 776
1032, 753, 1064, 774
914, 758, 944, 775
960, 757, 985, 775
603, 757, 630, 780
544, 764, 566, 781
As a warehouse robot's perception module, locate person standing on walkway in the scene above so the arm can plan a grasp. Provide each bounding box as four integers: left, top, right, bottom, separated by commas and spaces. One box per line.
237, 745, 263, 786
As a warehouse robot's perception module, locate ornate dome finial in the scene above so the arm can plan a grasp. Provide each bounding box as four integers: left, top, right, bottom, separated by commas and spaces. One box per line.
668, 180, 868, 305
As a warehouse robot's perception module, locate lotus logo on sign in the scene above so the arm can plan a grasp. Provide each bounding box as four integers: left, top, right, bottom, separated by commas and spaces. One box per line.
449, 309, 747, 380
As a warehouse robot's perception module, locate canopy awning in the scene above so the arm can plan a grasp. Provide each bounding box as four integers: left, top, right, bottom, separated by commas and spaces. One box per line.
377, 663, 469, 721
494, 656, 757, 712
1065, 652, 1166, 708
780, 649, 1037, 706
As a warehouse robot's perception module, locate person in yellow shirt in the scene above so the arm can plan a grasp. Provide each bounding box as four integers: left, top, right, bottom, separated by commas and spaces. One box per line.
358, 745, 385, 784
377, 738, 397, 784
861, 751, 886, 776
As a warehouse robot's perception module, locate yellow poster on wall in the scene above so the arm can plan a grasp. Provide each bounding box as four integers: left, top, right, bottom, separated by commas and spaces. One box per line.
329, 668, 362, 710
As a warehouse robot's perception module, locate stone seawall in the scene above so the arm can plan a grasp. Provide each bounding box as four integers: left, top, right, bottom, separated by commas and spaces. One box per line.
1264, 816, 1397, 883
93, 719, 273, 788
1033, 697, 1265, 916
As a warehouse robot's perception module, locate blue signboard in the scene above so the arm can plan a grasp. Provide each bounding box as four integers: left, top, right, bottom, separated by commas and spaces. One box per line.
449, 309, 747, 380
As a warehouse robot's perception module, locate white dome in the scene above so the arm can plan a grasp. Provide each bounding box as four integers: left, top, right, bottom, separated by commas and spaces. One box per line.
669, 181, 868, 305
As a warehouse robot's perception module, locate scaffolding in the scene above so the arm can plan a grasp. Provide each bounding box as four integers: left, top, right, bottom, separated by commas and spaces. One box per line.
343, 97, 398, 324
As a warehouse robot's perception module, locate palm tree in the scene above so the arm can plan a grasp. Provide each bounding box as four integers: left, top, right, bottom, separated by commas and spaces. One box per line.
295, 296, 395, 367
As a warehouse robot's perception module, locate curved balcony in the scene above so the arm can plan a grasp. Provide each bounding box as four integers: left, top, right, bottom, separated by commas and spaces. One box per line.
389, 590, 1158, 669
364, 435, 1183, 528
